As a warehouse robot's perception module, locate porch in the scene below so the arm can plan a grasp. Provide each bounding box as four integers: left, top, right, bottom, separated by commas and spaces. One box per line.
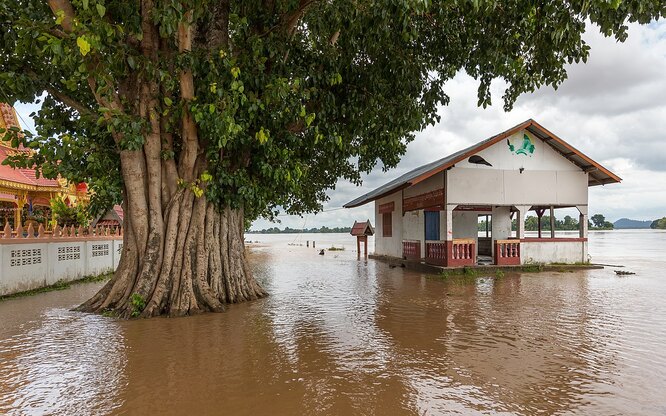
399, 202, 589, 267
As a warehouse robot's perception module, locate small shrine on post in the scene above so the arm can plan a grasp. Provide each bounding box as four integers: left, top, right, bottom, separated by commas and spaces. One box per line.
350, 219, 374, 258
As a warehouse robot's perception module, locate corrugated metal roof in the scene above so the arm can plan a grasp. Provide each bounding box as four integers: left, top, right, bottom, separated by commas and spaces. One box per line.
344, 119, 621, 208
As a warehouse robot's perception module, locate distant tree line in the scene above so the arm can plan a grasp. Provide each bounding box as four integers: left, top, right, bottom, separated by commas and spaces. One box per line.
651, 218, 666, 229
478, 213, 615, 232
247, 226, 352, 234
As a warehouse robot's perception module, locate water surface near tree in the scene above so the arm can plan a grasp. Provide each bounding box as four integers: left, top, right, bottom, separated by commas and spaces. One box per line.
1, 230, 665, 415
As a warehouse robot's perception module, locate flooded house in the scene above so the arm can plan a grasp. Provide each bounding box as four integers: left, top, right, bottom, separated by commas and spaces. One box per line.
344, 119, 621, 267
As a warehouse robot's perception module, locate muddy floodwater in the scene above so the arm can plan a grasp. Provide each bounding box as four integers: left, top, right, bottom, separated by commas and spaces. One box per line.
1, 230, 666, 415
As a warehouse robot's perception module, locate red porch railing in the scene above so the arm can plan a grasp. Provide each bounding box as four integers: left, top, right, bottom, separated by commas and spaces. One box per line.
402, 240, 421, 260
425, 241, 446, 266
425, 239, 476, 267
449, 239, 476, 267
494, 239, 520, 265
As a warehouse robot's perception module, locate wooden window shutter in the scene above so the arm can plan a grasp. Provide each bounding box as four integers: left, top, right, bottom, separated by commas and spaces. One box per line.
382, 212, 392, 237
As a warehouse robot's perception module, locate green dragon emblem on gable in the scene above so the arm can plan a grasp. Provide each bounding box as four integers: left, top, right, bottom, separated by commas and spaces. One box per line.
507, 134, 535, 156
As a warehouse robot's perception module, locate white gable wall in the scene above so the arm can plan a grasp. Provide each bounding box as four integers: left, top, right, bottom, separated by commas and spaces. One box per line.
447, 130, 588, 206
374, 192, 403, 258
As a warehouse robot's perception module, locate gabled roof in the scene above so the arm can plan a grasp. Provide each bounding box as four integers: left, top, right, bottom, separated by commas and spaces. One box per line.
350, 219, 374, 236
344, 119, 621, 208
92, 205, 124, 227
0, 145, 63, 189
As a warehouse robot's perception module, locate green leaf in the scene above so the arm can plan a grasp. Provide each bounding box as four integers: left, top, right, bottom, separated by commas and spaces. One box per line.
96, 3, 106, 17
230, 67, 240, 79
191, 185, 204, 198
305, 113, 316, 127
256, 127, 269, 144
55, 10, 65, 25
76, 36, 91, 56
200, 172, 213, 182
163, 97, 172, 106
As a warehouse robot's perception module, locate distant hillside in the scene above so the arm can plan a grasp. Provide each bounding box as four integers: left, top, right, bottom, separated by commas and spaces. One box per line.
613, 218, 653, 229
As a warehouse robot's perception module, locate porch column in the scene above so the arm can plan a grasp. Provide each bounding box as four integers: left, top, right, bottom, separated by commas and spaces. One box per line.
549, 206, 556, 238
441, 204, 456, 266
514, 205, 530, 240
577, 205, 588, 238
491, 206, 512, 257
443, 204, 455, 241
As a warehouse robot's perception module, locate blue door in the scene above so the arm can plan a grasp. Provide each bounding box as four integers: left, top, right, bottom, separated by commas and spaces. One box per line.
425, 211, 440, 241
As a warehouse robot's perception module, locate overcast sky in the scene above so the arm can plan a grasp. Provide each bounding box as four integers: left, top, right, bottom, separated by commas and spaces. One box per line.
13, 20, 665, 230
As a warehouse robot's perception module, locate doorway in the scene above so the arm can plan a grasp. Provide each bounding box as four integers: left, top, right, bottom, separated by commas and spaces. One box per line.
478, 214, 492, 264
424, 210, 440, 241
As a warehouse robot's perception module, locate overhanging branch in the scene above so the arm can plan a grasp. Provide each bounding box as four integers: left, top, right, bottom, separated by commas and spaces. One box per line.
45, 86, 93, 116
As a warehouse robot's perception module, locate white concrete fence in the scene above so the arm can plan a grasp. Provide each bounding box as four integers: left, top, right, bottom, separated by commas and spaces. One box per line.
0, 223, 122, 296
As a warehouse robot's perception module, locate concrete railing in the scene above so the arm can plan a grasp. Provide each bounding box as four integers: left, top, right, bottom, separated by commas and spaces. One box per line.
450, 239, 476, 267
425, 239, 476, 267
402, 239, 421, 260
0, 223, 122, 296
494, 239, 521, 265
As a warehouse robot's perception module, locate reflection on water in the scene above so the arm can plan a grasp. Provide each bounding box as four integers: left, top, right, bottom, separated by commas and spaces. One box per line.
1, 230, 665, 415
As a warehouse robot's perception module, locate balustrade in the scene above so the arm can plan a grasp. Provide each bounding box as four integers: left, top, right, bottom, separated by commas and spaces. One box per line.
0, 223, 122, 242
494, 239, 521, 265
402, 240, 421, 260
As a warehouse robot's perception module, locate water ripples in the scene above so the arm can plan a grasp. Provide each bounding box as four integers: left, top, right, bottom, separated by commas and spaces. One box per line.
0, 231, 665, 414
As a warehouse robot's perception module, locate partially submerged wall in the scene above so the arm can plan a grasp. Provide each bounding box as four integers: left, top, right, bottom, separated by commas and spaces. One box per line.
0, 228, 122, 296
521, 240, 588, 264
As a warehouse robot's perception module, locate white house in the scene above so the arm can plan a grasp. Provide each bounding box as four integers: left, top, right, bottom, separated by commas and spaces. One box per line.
344, 119, 621, 267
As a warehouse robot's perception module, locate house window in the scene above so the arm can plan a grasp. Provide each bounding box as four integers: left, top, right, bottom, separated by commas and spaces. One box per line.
382, 212, 392, 237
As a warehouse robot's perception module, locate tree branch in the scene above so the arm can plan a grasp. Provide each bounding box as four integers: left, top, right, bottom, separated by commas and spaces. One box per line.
259, 0, 318, 38
24, 68, 93, 116
45, 86, 93, 116
284, 0, 317, 36
46, 0, 125, 136
46, 0, 75, 32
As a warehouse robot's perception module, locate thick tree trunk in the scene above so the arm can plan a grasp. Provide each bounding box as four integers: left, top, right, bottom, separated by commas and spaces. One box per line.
77, 197, 267, 318
51, 0, 268, 318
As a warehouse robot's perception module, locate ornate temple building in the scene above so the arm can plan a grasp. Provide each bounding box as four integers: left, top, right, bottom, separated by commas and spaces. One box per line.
0, 103, 86, 228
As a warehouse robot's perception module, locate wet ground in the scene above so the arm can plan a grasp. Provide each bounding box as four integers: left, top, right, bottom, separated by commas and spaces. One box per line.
0, 230, 665, 415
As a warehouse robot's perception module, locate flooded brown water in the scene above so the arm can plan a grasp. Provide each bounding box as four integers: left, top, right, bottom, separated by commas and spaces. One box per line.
1, 230, 665, 415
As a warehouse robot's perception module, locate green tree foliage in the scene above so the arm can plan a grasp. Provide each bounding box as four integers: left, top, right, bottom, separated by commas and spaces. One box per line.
590, 213, 613, 230
1, 0, 663, 220
481, 214, 616, 232
591, 214, 606, 228
651, 218, 666, 229
50, 198, 91, 227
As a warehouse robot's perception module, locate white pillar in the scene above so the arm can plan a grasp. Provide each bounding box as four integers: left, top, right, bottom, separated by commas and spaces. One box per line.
514, 205, 530, 240
577, 205, 588, 239
443, 204, 455, 241
491, 206, 512, 256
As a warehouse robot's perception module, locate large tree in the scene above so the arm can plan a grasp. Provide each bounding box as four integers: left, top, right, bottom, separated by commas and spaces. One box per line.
0, 0, 662, 317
